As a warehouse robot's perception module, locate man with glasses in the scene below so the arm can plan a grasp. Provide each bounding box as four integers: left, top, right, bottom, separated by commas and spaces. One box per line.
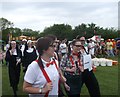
79, 36, 101, 97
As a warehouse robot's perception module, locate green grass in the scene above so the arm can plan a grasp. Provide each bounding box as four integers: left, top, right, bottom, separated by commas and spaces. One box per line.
81, 65, 118, 95
1, 57, 119, 96
2, 64, 27, 96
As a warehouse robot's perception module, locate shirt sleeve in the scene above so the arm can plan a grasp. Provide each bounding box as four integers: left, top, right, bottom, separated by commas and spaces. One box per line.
24, 62, 37, 84
60, 54, 68, 71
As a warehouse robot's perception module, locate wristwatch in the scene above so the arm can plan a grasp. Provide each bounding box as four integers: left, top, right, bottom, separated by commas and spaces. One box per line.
38, 88, 42, 93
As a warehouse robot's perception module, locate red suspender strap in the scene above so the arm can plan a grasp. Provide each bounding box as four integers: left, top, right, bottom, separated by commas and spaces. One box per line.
35, 60, 51, 97
70, 56, 82, 66
53, 59, 59, 71
78, 59, 82, 66
69, 56, 82, 74
39, 65, 51, 97
39, 66, 51, 82
69, 56, 75, 67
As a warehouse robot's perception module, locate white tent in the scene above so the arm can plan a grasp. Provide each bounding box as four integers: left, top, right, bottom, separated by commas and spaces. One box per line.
88, 35, 104, 42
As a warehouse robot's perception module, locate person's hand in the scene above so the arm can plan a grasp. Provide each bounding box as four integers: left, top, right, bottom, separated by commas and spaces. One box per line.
16, 58, 21, 65
11, 49, 15, 53
64, 83, 70, 91
10, 49, 15, 55
42, 82, 53, 94
58, 68, 66, 83
70, 67, 76, 72
78, 66, 84, 72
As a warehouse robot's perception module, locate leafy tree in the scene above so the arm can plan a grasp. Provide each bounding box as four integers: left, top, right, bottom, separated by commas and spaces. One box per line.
1, 17, 118, 42
0, 18, 14, 42
0, 17, 14, 30
22, 28, 39, 36
12, 27, 22, 37
43, 24, 73, 40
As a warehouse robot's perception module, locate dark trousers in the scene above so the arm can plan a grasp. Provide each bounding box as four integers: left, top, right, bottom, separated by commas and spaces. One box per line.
81, 69, 101, 97
64, 73, 82, 97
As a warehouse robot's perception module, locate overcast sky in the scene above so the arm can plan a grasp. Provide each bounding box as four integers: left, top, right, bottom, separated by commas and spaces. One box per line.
0, 0, 119, 32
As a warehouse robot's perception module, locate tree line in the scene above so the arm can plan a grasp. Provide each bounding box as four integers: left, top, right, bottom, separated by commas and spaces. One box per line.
0, 17, 119, 43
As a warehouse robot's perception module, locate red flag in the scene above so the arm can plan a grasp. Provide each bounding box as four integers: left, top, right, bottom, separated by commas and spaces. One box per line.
84, 31, 86, 35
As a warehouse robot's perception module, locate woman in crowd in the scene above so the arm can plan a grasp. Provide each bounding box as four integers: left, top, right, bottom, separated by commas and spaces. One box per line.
22, 40, 37, 73
45, 34, 69, 97
23, 37, 66, 97
5, 41, 22, 97
45, 34, 59, 61
60, 39, 84, 97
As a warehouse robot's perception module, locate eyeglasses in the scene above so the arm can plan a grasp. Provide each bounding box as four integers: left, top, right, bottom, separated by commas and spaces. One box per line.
74, 45, 82, 47
11, 43, 16, 45
80, 40, 85, 41
54, 41, 59, 43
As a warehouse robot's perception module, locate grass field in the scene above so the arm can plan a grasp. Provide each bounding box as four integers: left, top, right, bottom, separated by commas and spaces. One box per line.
1, 56, 119, 97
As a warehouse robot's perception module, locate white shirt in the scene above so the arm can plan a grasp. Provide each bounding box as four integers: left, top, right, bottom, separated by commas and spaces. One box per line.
59, 43, 67, 54
21, 45, 25, 56
88, 42, 95, 55
24, 58, 60, 97
6, 44, 10, 52
26, 48, 34, 53
82, 54, 92, 71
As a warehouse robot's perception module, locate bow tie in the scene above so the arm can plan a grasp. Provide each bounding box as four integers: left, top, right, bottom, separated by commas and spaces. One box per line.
72, 53, 79, 56
46, 61, 54, 67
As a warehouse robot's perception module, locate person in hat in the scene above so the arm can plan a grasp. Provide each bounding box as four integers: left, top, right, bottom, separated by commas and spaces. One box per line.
20, 38, 27, 56
106, 39, 114, 57
111, 39, 117, 55
22, 40, 37, 73
5, 41, 22, 97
